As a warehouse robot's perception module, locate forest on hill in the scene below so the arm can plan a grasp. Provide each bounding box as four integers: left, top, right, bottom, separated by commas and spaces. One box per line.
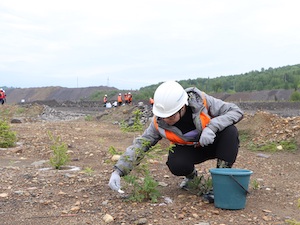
134, 64, 300, 101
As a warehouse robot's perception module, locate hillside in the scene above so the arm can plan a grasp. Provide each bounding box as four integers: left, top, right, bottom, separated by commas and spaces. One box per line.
5, 86, 118, 104
4, 86, 295, 104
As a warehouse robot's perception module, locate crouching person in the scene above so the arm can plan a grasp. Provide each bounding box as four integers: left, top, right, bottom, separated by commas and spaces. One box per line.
109, 81, 243, 202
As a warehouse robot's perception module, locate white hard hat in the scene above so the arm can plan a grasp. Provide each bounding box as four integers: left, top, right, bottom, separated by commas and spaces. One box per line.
153, 81, 188, 118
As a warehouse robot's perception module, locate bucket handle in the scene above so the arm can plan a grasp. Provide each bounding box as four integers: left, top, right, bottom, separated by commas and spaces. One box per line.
230, 175, 250, 195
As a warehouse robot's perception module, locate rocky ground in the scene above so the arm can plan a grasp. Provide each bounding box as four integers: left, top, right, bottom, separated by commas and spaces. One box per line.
0, 103, 300, 225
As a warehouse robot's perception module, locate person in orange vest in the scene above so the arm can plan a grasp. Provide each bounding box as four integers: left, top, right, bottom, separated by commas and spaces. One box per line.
109, 81, 243, 203
103, 94, 108, 107
117, 93, 123, 106
127, 92, 132, 105
124, 93, 129, 104
149, 97, 154, 106
0, 88, 6, 105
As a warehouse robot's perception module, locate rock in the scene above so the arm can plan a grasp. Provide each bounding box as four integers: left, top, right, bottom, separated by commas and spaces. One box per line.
103, 214, 114, 223
0, 193, 8, 198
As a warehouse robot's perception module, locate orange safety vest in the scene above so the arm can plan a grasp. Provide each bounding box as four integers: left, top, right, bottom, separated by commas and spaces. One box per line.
117, 95, 122, 103
153, 93, 211, 146
103, 96, 107, 103
149, 98, 154, 105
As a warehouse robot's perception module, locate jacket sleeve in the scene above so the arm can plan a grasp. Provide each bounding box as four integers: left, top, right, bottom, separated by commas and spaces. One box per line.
114, 121, 162, 176
204, 93, 244, 133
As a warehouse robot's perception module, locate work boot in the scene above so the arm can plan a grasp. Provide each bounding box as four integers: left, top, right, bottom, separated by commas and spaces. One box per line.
179, 169, 198, 191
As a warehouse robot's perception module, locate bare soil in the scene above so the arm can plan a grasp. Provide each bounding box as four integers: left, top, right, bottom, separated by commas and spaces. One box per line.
0, 104, 300, 225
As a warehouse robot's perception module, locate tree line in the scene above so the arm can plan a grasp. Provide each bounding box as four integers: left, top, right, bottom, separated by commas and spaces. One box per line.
134, 64, 300, 101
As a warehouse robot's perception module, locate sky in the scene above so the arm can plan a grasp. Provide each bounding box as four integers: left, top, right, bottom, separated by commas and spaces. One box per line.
1, 0, 300, 90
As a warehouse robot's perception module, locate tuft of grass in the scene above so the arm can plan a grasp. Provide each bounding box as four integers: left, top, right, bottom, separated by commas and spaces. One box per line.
249, 139, 297, 152
84, 115, 93, 121
83, 167, 94, 176
251, 179, 260, 190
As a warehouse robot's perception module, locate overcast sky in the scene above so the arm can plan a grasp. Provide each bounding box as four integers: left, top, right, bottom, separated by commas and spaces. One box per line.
1, 0, 300, 90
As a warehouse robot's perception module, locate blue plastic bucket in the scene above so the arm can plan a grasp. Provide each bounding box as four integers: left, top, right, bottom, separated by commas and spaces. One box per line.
209, 168, 253, 210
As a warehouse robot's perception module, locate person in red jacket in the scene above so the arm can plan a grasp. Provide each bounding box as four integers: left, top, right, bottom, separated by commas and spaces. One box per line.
0, 88, 6, 105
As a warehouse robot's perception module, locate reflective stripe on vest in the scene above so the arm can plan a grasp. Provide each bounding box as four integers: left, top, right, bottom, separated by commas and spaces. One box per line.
153, 92, 211, 145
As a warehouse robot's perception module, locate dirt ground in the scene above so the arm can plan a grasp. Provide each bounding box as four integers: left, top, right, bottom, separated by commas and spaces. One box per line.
0, 104, 300, 225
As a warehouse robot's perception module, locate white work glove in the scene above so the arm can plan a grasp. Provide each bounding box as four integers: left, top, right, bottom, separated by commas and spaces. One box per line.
199, 127, 216, 147
108, 170, 121, 191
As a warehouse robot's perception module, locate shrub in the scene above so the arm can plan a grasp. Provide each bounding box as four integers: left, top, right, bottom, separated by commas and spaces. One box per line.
48, 132, 70, 169
121, 109, 144, 132
290, 91, 300, 101
0, 119, 17, 148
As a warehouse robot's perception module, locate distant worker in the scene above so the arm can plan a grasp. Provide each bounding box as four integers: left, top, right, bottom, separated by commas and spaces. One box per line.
127, 92, 132, 105
103, 94, 108, 107
124, 93, 129, 104
149, 97, 154, 106
117, 93, 123, 106
0, 88, 6, 105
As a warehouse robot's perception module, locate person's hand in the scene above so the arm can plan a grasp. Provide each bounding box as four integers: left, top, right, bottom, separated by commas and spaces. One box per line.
108, 170, 121, 191
200, 127, 216, 147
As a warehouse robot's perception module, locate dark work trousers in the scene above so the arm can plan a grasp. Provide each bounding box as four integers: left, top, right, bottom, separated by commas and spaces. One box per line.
166, 125, 240, 177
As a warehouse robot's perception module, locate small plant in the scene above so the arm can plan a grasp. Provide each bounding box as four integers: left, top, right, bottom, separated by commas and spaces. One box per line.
84, 115, 93, 121
238, 130, 251, 143
121, 109, 144, 132
108, 146, 123, 155
251, 179, 260, 190
48, 131, 70, 169
109, 141, 165, 203
123, 164, 161, 203
0, 119, 17, 148
185, 173, 213, 196
83, 167, 94, 176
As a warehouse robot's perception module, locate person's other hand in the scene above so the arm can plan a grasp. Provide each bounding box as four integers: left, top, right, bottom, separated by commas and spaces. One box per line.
199, 127, 216, 147
108, 170, 121, 191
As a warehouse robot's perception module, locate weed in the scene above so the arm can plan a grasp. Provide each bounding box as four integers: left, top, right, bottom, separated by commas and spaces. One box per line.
108, 146, 123, 155
85, 115, 93, 121
185, 174, 213, 196
48, 131, 70, 169
0, 119, 17, 148
123, 165, 161, 203
251, 179, 260, 190
15, 107, 26, 114
109, 141, 166, 203
238, 130, 251, 143
83, 167, 94, 176
121, 109, 144, 132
